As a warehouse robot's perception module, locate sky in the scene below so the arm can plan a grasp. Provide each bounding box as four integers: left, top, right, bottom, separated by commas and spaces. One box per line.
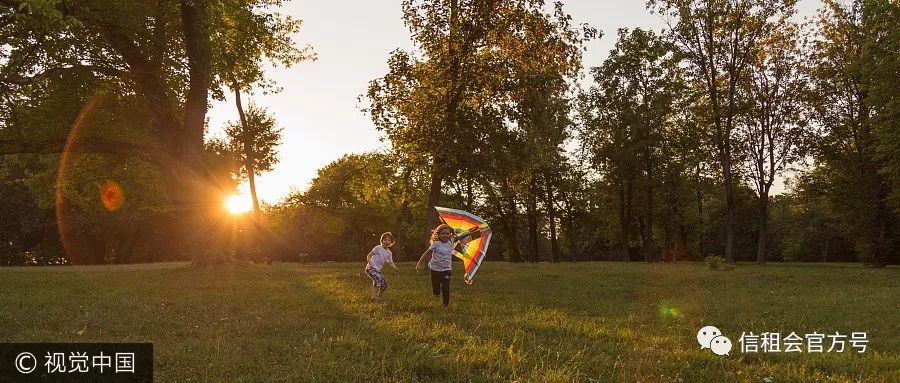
207, 0, 822, 205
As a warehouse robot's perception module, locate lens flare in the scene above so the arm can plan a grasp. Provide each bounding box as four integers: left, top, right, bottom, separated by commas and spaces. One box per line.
225, 194, 252, 214
100, 181, 124, 211
56, 97, 98, 264
658, 300, 680, 320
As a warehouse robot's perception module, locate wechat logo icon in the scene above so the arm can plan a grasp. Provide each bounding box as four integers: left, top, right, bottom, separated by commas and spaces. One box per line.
697, 325, 732, 356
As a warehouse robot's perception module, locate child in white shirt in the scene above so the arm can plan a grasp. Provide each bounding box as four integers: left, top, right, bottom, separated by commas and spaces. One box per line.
365, 232, 399, 300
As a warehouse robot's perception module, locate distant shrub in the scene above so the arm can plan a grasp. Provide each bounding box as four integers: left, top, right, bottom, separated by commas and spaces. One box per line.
704, 255, 725, 270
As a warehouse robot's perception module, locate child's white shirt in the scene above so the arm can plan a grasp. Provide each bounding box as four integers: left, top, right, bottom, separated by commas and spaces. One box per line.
367, 245, 393, 271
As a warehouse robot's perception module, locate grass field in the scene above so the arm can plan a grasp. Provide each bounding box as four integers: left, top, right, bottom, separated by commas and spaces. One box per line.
1, 261, 898, 382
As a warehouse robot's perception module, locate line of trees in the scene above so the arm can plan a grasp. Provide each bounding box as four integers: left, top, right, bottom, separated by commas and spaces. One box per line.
263, 0, 898, 267
1, 0, 897, 267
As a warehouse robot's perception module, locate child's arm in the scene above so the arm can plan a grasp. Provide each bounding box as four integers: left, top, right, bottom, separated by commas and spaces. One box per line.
388, 261, 400, 271
365, 250, 374, 266
415, 249, 433, 272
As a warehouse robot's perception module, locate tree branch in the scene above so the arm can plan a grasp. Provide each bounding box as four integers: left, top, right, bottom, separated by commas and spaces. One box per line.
0, 137, 170, 166
1, 65, 128, 85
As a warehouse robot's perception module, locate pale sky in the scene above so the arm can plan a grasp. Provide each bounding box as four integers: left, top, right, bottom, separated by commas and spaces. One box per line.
207, 0, 821, 204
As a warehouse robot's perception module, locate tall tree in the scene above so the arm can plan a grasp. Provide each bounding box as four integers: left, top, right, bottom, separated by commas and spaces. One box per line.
366, 0, 593, 249
649, 0, 793, 262
809, 0, 896, 266
1, 0, 305, 264
579, 28, 683, 262
223, 103, 283, 215
739, 15, 811, 264
497, 2, 592, 262
579, 68, 639, 262
211, 0, 312, 217
862, 0, 900, 216
394, 0, 497, 234
0, 0, 214, 262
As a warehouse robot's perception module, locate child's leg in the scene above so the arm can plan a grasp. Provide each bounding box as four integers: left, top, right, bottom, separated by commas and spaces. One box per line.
366, 268, 379, 299
378, 277, 387, 298
440, 271, 451, 307
366, 269, 386, 299
430, 269, 441, 296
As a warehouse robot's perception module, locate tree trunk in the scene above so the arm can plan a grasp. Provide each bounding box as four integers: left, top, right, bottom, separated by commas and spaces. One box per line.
465, 177, 474, 211
526, 177, 539, 263
723, 160, 736, 263
872, 197, 890, 268
180, 0, 215, 266
545, 177, 561, 262
618, 179, 634, 262
426, 0, 459, 240
756, 194, 768, 264
425, 169, 443, 238
677, 204, 687, 262
643, 151, 655, 263
639, 218, 648, 262
247, 171, 260, 213
563, 192, 577, 262
233, 86, 261, 215
695, 165, 705, 258
503, 180, 522, 262
663, 215, 672, 263
394, 168, 413, 260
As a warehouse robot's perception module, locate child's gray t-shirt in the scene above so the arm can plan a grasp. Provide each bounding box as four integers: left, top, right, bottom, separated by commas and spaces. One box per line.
428, 240, 454, 272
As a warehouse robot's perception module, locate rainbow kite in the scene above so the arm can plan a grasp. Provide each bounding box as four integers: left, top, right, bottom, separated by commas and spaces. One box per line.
434, 206, 492, 284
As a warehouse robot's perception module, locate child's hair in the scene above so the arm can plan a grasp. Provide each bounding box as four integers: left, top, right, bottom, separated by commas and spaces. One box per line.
430, 224, 454, 242
380, 232, 395, 247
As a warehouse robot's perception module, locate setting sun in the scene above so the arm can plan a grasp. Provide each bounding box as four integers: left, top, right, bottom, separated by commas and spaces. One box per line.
225, 194, 252, 214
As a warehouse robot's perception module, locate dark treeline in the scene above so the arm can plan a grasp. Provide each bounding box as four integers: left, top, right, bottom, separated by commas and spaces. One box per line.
1, 0, 898, 267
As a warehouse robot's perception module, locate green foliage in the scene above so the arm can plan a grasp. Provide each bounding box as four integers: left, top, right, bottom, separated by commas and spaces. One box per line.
262, 153, 427, 262
0, 159, 55, 265
0, 69, 179, 264
775, 171, 855, 262
223, 103, 282, 178
578, 27, 686, 261
704, 255, 725, 269
807, 0, 899, 267
210, 0, 315, 96
365, 0, 595, 260
1, 0, 897, 266
1, 0, 309, 263
649, 0, 798, 262
861, 0, 900, 212
204, 136, 241, 193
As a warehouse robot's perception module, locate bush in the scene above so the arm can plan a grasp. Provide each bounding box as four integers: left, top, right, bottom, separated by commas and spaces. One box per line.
704, 255, 725, 270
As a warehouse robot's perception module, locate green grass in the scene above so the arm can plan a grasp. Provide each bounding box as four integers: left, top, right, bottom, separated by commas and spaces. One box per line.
1, 262, 898, 382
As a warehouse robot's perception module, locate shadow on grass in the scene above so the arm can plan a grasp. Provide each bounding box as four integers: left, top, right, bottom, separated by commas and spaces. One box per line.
303, 267, 641, 381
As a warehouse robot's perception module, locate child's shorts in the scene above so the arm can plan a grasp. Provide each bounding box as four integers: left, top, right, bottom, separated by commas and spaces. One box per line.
365, 267, 387, 290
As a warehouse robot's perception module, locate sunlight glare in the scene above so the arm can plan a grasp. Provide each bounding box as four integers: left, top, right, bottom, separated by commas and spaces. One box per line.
225, 194, 252, 214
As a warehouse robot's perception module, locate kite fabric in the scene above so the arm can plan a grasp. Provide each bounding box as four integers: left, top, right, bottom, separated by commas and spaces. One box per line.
434, 206, 492, 284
